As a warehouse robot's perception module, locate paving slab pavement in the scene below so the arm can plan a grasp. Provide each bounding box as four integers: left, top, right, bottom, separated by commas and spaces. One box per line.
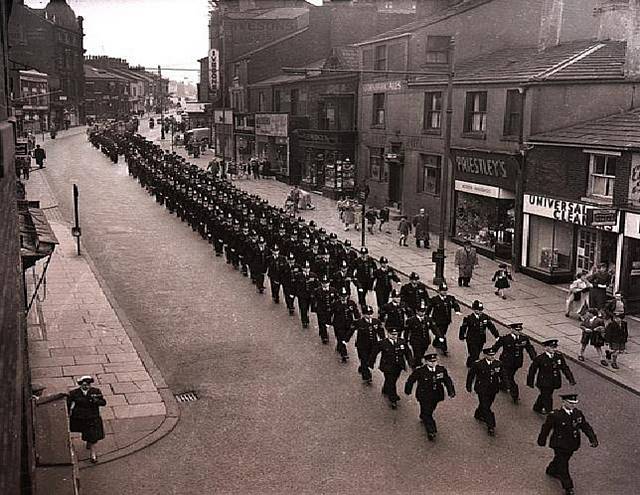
24, 161, 179, 468
148, 129, 640, 395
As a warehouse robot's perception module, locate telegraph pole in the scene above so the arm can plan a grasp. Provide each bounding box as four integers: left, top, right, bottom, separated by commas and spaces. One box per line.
159, 65, 165, 140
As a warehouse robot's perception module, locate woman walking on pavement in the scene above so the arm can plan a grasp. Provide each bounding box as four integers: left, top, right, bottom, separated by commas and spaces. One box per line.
566, 270, 591, 319
67, 375, 107, 463
577, 308, 606, 365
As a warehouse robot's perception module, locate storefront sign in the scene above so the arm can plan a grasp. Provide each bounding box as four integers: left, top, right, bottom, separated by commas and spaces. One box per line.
452, 149, 517, 189
524, 194, 619, 232
208, 48, 220, 93
629, 153, 640, 206
255, 113, 288, 137
455, 180, 514, 199
362, 80, 405, 94
587, 209, 617, 227
625, 212, 640, 239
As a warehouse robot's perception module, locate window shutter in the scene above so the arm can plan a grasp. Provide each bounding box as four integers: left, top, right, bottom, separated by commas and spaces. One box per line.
362, 48, 373, 71
387, 43, 405, 72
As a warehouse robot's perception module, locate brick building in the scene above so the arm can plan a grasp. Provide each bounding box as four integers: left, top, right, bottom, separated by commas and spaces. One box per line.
83, 65, 130, 120
11, 69, 49, 136
9, 0, 85, 127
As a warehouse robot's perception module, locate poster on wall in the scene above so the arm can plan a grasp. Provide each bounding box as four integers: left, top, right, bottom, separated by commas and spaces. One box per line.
629, 153, 640, 206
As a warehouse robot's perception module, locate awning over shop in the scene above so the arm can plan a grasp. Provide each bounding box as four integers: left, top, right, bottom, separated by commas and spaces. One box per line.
18, 200, 58, 270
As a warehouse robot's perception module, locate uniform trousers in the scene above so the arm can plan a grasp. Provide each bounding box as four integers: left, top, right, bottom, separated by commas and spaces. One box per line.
466, 341, 484, 368
357, 347, 373, 381
214, 238, 224, 256
316, 314, 331, 342
356, 286, 369, 307
269, 280, 281, 303
297, 297, 310, 326
547, 449, 575, 490
254, 273, 265, 291
533, 386, 554, 413
375, 289, 390, 310
333, 324, 349, 357
474, 391, 497, 428
502, 366, 520, 399
283, 287, 295, 311
434, 324, 450, 353
419, 398, 440, 434
410, 341, 428, 367
382, 368, 402, 402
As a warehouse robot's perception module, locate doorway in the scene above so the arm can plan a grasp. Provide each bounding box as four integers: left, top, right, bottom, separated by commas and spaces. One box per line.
388, 162, 403, 205
577, 228, 617, 273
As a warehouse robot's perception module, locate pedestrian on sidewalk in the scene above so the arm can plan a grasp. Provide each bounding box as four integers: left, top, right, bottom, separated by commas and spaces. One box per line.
398, 215, 411, 246
455, 240, 478, 287
207, 159, 220, 178
527, 339, 576, 415
67, 376, 107, 463
342, 200, 355, 231
492, 263, 513, 299
604, 310, 627, 370
566, 270, 591, 319
587, 263, 611, 310
378, 207, 390, 233
578, 308, 606, 365
412, 208, 430, 248
365, 207, 378, 234
537, 394, 598, 495
33, 144, 46, 169
354, 203, 362, 231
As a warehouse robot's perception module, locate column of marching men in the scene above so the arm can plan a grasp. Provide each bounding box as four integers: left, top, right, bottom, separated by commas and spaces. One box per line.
88, 127, 599, 495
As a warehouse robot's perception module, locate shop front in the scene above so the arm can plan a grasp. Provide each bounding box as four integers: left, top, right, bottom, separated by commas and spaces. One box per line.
293, 129, 356, 198
621, 212, 640, 314
234, 113, 255, 164
451, 149, 518, 260
255, 113, 290, 182
521, 193, 622, 286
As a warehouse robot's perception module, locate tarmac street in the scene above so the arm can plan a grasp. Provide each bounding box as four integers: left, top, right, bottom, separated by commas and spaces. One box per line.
28, 129, 640, 494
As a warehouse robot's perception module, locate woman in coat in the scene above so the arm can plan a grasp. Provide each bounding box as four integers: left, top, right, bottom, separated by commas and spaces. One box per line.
566, 270, 592, 319
454, 240, 478, 287
67, 375, 107, 463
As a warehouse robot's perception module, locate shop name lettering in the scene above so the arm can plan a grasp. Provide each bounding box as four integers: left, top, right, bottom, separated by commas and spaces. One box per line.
456, 156, 508, 178
528, 196, 588, 224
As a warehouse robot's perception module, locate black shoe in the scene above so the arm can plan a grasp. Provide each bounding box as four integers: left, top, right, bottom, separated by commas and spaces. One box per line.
322, 339, 329, 345
512, 396, 519, 404
487, 427, 495, 437
274, 298, 279, 304
258, 288, 264, 294
288, 309, 294, 316
341, 356, 348, 363
366, 379, 372, 386
390, 401, 398, 409
565, 489, 575, 495
427, 432, 436, 442
442, 351, 449, 357
302, 322, 309, 329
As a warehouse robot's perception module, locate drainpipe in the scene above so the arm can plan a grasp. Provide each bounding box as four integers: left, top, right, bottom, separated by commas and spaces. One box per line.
513, 86, 528, 273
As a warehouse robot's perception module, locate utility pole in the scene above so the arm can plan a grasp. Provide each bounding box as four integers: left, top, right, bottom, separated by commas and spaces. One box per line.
71, 184, 82, 256
159, 65, 165, 140
433, 37, 455, 286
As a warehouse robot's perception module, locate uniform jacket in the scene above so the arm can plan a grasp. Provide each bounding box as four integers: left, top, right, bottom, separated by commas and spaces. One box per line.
527, 352, 576, 390
67, 387, 106, 420
459, 313, 499, 345
466, 359, 504, 395
405, 364, 455, 402
538, 408, 597, 452
293, 270, 318, 300
250, 247, 270, 274
348, 317, 385, 349
405, 315, 437, 346
379, 301, 407, 330
266, 255, 286, 282
492, 333, 536, 369
400, 282, 429, 311
353, 257, 377, 289
281, 263, 299, 289
312, 287, 337, 316
332, 299, 361, 329
429, 295, 460, 326
370, 337, 413, 372
373, 267, 400, 294
331, 270, 352, 295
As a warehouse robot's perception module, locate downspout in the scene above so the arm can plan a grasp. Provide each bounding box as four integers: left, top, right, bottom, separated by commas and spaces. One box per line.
513, 86, 528, 273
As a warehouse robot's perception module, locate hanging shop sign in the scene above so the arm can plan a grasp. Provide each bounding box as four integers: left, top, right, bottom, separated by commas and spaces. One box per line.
452, 149, 518, 189
523, 194, 620, 232
255, 113, 288, 137
208, 48, 220, 93
455, 180, 515, 199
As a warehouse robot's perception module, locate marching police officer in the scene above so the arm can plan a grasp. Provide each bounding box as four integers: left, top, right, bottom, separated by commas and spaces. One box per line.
379, 289, 407, 335
267, 245, 285, 304
369, 327, 413, 409
459, 300, 500, 368
312, 275, 337, 344
353, 247, 377, 308
400, 272, 429, 316
372, 256, 400, 309
404, 353, 456, 441
405, 299, 438, 367
331, 260, 353, 297
332, 287, 361, 362
281, 253, 299, 315
249, 236, 270, 294
527, 339, 576, 415
492, 322, 536, 403
466, 347, 504, 436
537, 394, 598, 495
429, 284, 461, 357
348, 305, 384, 384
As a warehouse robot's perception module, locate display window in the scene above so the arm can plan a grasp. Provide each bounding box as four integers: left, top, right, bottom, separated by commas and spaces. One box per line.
527, 216, 574, 273
455, 192, 514, 255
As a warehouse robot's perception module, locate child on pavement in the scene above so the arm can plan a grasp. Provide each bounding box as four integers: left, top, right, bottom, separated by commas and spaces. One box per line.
492, 263, 513, 299
398, 216, 411, 246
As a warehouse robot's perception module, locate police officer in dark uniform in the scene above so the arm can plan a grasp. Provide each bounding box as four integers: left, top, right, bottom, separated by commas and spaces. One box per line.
405, 299, 438, 367
331, 260, 352, 297
527, 339, 576, 415
492, 322, 536, 404
312, 275, 337, 344
267, 245, 285, 304
459, 300, 500, 368
372, 256, 400, 309
400, 272, 430, 316
537, 394, 598, 495
429, 284, 461, 357
348, 305, 384, 384
353, 247, 377, 308
379, 289, 407, 335
466, 347, 504, 436
250, 236, 270, 294
404, 353, 456, 441
332, 287, 361, 362
369, 327, 413, 409
281, 253, 299, 315
293, 260, 318, 329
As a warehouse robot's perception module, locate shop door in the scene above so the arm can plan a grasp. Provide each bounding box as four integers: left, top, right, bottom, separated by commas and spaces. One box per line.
577, 228, 598, 272
388, 163, 403, 204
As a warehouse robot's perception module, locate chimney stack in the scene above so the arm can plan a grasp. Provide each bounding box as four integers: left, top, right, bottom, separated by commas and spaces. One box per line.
416, 0, 460, 19
538, 0, 565, 51
596, 0, 631, 41
626, 0, 640, 77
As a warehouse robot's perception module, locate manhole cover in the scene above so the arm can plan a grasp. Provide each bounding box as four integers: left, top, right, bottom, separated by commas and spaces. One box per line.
175, 391, 199, 403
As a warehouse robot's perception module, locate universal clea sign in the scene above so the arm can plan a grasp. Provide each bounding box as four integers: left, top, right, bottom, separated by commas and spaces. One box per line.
524, 194, 619, 232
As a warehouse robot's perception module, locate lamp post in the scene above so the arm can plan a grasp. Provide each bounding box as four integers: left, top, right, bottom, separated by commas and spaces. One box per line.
159, 65, 165, 140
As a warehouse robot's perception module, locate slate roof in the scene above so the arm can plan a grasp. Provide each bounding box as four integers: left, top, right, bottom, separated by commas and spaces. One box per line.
410, 40, 626, 85
226, 7, 308, 20
355, 0, 493, 45
333, 46, 360, 71
528, 109, 640, 150
84, 65, 128, 81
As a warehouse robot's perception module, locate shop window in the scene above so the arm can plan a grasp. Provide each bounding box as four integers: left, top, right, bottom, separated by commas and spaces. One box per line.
588, 153, 617, 199
456, 193, 515, 253
527, 216, 574, 273
464, 91, 487, 134
372, 93, 385, 127
423, 91, 442, 132
369, 147, 385, 181
374, 45, 387, 71
418, 154, 441, 195
425, 36, 450, 64
319, 101, 336, 130
503, 89, 523, 137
